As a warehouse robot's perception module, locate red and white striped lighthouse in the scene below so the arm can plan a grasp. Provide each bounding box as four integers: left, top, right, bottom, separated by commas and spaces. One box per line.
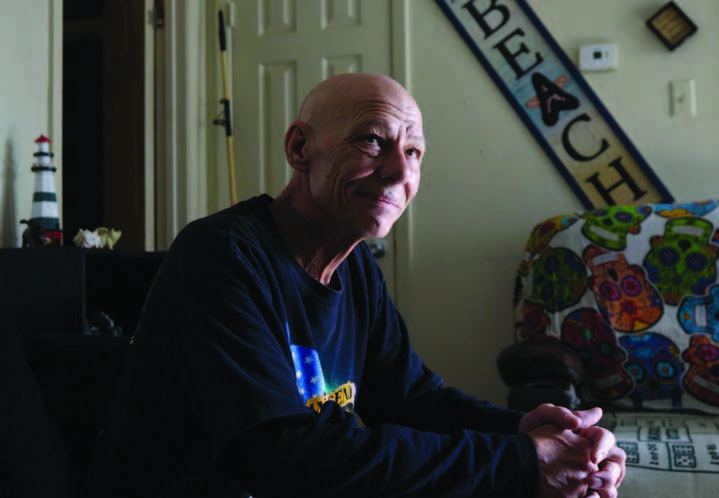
20, 134, 62, 247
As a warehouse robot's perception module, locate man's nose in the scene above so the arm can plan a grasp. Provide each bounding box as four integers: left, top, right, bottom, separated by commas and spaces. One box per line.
377, 145, 412, 183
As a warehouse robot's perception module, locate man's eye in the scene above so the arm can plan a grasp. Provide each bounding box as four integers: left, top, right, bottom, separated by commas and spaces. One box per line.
362, 134, 381, 145
406, 148, 420, 158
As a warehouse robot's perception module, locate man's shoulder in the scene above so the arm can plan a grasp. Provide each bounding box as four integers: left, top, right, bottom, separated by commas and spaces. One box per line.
155, 195, 279, 285
174, 195, 273, 247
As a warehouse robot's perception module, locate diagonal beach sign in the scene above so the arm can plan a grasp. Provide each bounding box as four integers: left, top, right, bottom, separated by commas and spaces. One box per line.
436, 0, 674, 209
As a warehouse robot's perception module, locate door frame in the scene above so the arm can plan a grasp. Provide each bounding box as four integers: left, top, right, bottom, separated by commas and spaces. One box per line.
389, 0, 413, 315
154, 0, 208, 250
143, 0, 156, 250
50, 0, 63, 210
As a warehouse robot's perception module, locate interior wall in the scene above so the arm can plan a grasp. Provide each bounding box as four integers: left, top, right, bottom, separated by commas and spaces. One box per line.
0, 0, 61, 248
407, 0, 719, 406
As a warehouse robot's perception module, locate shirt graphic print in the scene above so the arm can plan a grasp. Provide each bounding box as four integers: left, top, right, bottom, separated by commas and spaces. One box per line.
290, 343, 356, 413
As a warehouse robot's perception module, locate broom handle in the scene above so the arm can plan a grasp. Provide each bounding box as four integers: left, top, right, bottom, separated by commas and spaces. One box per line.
218, 9, 237, 205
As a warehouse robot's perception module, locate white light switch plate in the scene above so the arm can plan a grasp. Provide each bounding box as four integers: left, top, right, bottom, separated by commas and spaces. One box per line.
671, 80, 696, 117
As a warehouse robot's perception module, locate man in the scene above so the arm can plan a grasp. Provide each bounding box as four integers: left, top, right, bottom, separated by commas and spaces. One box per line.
90, 73, 625, 497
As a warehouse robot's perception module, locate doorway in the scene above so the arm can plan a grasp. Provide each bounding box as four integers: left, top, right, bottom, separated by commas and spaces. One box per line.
62, 0, 150, 251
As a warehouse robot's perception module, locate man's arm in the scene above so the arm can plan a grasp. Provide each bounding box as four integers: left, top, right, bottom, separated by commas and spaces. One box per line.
358, 380, 527, 434
355, 273, 527, 436
220, 401, 539, 498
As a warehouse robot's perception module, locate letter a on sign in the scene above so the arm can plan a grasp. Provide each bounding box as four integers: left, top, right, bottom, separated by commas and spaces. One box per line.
436, 0, 673, 208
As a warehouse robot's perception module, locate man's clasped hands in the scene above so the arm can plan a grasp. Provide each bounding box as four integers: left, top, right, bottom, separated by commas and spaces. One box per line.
519, 404, 626, 498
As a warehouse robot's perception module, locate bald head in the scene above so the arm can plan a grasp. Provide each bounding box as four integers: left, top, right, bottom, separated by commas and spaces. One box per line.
297, 73, 421, 135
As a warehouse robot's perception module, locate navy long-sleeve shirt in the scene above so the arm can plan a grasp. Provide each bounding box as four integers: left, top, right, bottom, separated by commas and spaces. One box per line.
89, 195, 538, 497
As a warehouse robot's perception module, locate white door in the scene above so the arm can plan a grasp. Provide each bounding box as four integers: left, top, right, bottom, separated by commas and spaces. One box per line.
223, 0, 406, 294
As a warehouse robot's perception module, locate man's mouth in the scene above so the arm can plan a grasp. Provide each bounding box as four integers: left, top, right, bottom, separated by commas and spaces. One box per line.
357, 192, 400, 208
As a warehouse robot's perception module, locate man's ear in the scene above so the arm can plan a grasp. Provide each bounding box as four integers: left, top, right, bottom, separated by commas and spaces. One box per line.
284, 121, 311, 172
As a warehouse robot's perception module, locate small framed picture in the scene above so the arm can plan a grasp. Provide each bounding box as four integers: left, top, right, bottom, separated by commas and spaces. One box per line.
646, 2, 698, 51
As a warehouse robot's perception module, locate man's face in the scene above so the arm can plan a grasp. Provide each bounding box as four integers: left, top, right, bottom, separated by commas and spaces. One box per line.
307, 89, 425, 240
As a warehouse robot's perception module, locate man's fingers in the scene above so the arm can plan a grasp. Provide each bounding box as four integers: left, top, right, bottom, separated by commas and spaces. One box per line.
588, 469, 619, 498
519, 404, 607, 438
576, 426, 616, 464
602, 447, 626, 487
591, 486, 617, 498
518, 403, 581, 433
588, 467, 618, 489
587, 448, 626, 498
573, 406, 603, 428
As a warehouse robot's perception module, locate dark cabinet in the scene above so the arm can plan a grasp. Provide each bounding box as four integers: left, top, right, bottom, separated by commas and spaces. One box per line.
0, 247, 163, 335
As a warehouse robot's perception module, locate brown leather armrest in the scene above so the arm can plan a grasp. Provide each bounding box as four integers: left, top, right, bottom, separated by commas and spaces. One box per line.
497, 338, 584, 387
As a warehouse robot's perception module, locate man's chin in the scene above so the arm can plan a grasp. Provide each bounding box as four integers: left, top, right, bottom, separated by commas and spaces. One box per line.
352, 213, 400, 241
363, 224, 393, 241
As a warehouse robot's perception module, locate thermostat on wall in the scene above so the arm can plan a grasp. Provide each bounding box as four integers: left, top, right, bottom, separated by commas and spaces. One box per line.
579, 43, 619, 71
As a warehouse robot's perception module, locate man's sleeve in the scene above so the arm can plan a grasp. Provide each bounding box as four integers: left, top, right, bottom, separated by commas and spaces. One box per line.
357, 285, 527, 435
223, 406, 538, 498
175, 265, 312, 453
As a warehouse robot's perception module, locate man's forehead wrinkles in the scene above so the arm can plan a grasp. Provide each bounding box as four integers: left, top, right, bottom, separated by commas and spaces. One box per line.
353, 98, 402, 111
349, 105, 421, 131
408, 131, 425, 147
349, 97, 419, 117
404, 121, 425, 141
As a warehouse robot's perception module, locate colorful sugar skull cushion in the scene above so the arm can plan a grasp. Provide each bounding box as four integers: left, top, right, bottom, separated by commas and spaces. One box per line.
618, 332, 684, 409
581, 205, 651, 251
584, 245, 663, 332
518, 213, 579, 276
682, 334, 719, 407
654, 200, 719, 219
515, 200, 719, 414
643, 217, 719, 306
520, 300, 551, 340
529, 247, 586, 312
679, 284, 719, 342
561, 308, 633, 401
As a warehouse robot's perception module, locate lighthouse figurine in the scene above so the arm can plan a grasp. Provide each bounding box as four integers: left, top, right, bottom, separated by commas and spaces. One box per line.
20, 134, 63, 247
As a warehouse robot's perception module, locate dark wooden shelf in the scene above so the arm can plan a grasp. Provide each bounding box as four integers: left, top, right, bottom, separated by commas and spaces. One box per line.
0, 246, 164, 335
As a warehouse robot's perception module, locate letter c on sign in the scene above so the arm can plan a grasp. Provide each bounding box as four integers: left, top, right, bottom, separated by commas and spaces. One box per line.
562, 113, 609, 162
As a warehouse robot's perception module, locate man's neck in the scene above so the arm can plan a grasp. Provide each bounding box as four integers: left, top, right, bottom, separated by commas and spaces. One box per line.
270, 191, 359, 286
